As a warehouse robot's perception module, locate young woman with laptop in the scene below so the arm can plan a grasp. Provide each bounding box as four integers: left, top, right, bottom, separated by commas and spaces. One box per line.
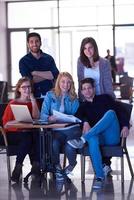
2, 77, 40, 182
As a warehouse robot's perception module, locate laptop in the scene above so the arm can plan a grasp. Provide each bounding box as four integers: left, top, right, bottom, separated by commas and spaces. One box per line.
10, 104, 51, 125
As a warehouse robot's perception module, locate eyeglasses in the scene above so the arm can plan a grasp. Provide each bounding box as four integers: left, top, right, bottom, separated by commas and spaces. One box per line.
20, 85, 31, 90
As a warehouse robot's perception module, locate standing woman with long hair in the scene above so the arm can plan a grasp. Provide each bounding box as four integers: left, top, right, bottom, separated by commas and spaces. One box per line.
77, 37, 115, 99
77, 37, 115, 176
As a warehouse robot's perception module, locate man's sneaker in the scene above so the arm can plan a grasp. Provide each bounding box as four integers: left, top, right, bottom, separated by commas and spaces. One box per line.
55, 170, 64, 182
11, 164, 22, 183
103, 164, 112, 176
93, 178, 104, 189
67, 138, 85, 149
55, 165, 64, 182
64, 163, 77, 176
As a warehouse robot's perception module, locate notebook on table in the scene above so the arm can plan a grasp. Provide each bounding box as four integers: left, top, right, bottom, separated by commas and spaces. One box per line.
10, 104, 51, 125
53, 110, 82, 123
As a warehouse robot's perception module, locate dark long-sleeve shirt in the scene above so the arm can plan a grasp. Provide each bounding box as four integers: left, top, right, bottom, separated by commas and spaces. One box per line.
75, 94, 129, 129
19, 51, 59, 97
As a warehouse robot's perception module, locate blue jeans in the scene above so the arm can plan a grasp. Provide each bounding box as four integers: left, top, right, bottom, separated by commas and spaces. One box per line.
53, 125, 81, 166
83, 110, 120, 178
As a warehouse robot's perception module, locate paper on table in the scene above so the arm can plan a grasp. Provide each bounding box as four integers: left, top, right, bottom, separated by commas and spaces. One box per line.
53, 110, 82, 123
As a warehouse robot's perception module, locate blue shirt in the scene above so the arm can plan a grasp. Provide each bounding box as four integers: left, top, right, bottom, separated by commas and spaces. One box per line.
19, 51, 59, 97
40, 91, 79, 121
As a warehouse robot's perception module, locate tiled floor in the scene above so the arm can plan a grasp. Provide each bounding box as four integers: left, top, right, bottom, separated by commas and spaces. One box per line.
0, 109, 134, 200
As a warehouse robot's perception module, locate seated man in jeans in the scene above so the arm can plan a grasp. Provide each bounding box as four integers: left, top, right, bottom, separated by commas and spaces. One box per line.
68, 78, 129, 189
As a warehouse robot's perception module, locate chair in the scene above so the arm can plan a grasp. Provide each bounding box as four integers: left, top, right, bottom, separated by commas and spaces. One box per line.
80, 101, 134, 183
0, 81, 8, 103
118, 73, 133, 103
0, 103, 18, 183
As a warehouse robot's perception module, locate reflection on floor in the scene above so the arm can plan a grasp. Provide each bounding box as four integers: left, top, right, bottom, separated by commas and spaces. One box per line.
0, 165, 134, 200
0, 109, 134, 200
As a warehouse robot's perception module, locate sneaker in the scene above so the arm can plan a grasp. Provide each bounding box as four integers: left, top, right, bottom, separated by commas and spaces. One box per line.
11, 164, 22, 183
103, 164, 112, 176
64, 162, 77, 175
55, 170, 64, 182
67, 138, 85, 149
31, 162, 41, 176
55, 165, 64, 182
93, 178, 104, 189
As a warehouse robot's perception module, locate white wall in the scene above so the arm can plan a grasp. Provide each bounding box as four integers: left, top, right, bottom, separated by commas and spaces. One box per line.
0, 1, 7, 81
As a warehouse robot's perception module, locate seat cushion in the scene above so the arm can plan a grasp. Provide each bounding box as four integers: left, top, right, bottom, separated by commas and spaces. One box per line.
77, 145, 123, 157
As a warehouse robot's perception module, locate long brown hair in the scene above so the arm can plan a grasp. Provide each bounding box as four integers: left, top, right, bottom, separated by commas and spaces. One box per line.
54, 72, 77, 100
14, 77, 34, 99
80, 37, 99, 68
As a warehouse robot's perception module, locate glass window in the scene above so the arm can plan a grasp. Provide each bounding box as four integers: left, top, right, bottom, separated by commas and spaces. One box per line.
32, 29, 58, 60
10, 32, 27, 86
115, 26, 134, 77
59, 0, 113, 26
8, 1, 58, 28
115, 0, 134, 5
32, 28, 59, 69
97, 6, 113, 25
97, 26, 113, 57
7, 0, 122, 89
115, 0, 134, 24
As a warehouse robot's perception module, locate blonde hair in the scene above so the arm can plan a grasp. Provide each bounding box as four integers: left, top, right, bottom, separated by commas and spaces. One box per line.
54, 72, 77, 100
15, 77, 34, 99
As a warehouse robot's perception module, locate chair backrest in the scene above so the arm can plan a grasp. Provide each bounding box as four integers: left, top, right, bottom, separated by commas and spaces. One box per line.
115, 101, 133, 125
0, 103, 9, 149
99, 101, 132, 157
0, 103, 8, 126
0, 81, 8, 103
0, 103, 19, 155
119, 75, 133, 100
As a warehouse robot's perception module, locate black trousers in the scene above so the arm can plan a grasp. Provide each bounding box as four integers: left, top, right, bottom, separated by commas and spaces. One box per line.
0, 130, 40, 165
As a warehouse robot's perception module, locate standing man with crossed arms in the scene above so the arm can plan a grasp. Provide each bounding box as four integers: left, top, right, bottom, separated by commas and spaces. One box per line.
19, 32, 59, 98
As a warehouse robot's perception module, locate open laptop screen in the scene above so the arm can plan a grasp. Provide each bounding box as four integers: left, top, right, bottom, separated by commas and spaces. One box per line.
10, 104, 53, 125
10, 104, 33, 123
